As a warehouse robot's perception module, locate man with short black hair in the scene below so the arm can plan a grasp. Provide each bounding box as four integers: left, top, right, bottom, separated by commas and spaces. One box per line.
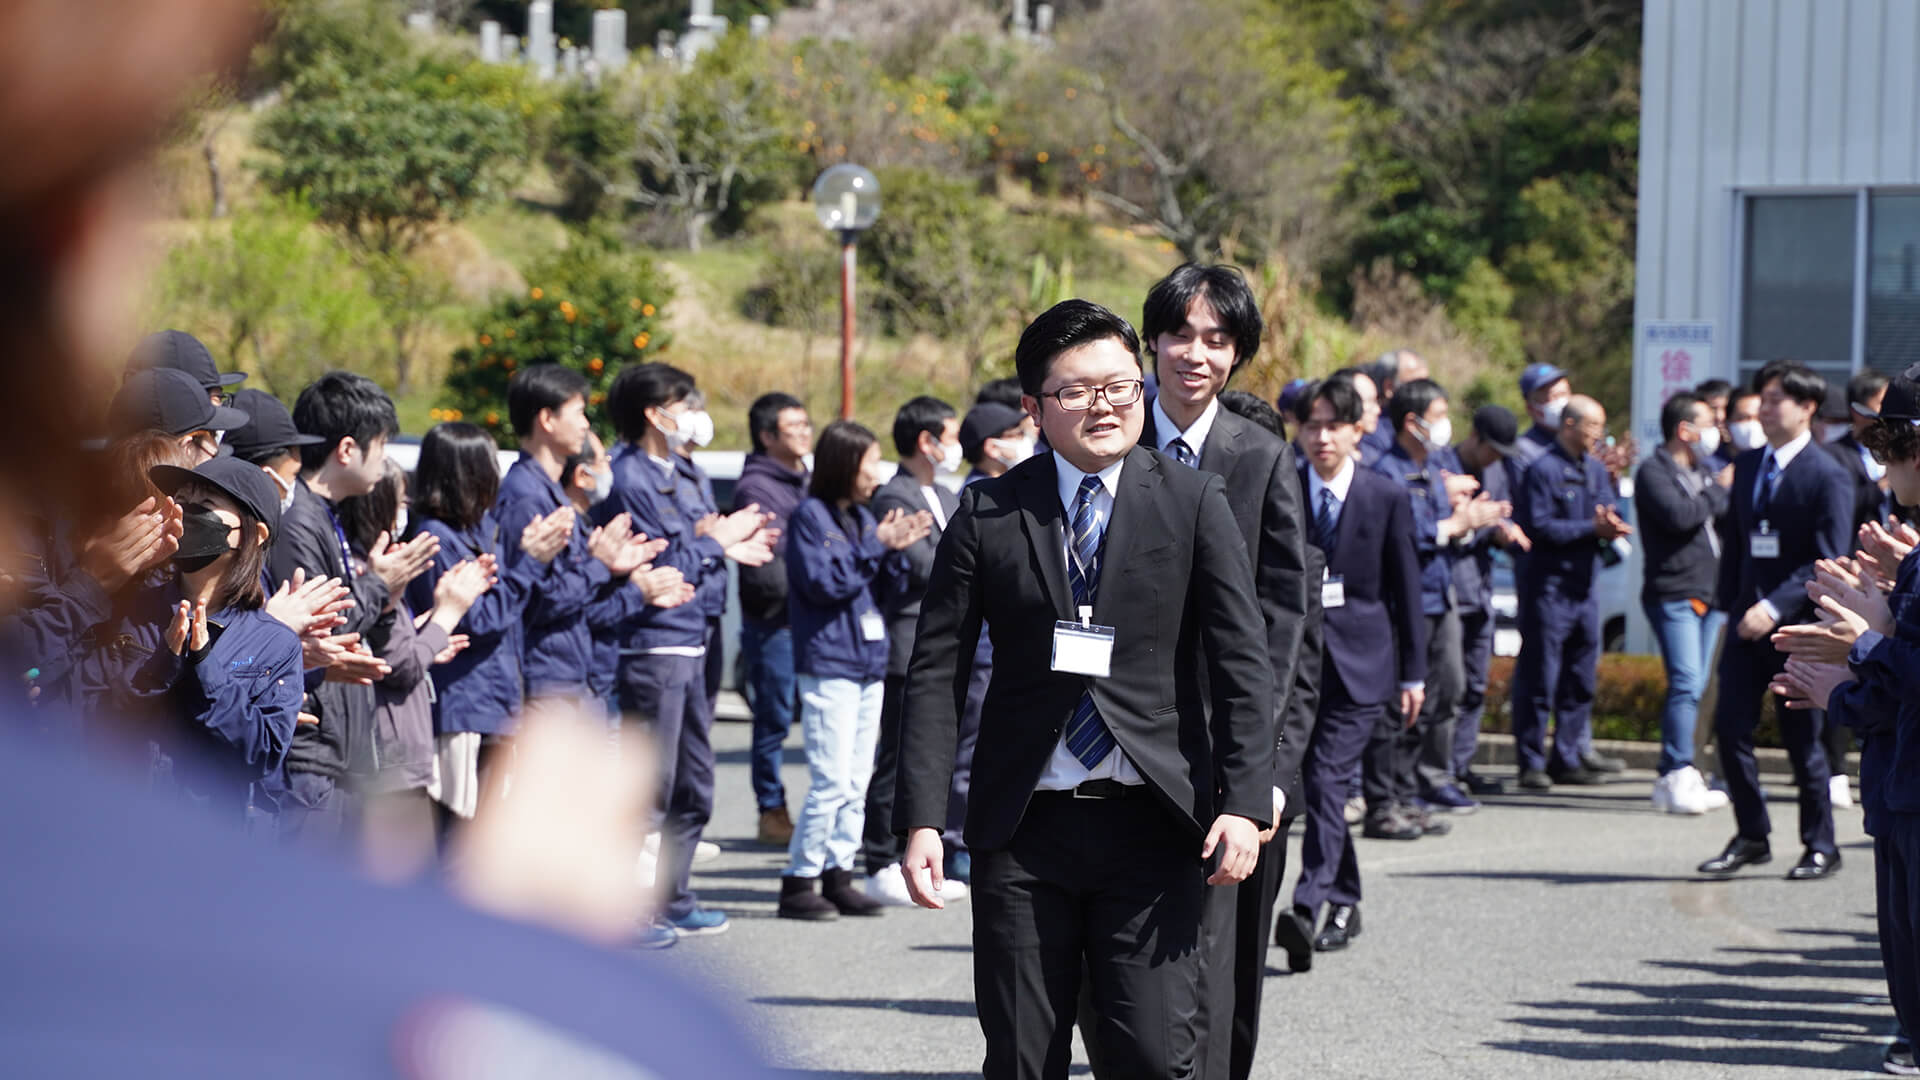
272, 371, 425, 844
736, 391, 812, 846
1698, 360, 1851, 880
1695, 378, 1736, 471
896, 299, 1272, 1079
863, 395, 965, 906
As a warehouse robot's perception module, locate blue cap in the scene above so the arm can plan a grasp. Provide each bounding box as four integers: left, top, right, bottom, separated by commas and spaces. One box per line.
1519, 363, 1569, 399
1276, 378, 1313, 415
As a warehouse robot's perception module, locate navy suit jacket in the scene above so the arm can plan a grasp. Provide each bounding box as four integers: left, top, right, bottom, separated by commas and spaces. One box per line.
1301, 461, 1427, 705
1714, 441, 1852, 625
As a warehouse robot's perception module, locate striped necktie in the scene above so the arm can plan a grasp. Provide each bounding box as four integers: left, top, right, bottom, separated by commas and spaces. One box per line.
1166, 437, 1197, 468
1063, 475, 1115, 769
1313, 486, 1339, 553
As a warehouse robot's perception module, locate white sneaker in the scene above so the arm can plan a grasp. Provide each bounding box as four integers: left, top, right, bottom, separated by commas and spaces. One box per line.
643, 832, 659, 855
865, 863, 918, 907
1650, 771, 1677, 813
1831, 774, 1855, 809
1691, 767, 1731, 810
694, 840, 721, 863
1653, 769, 1708, 814
637, 849, 657, 889
938, 877, 969, 903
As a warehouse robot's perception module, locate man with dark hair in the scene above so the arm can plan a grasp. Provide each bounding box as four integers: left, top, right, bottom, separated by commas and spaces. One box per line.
895, 300, 1272, 1080
1695, 378, 1735, 471
735, 391, 812, 846
1636, 392, 1734, 815
273, 371, 426, 844
600, 362, 777, 939
499, 364, 656, 709
1698, 360, 1851, 880
864, 395, 966, 907
1139, 263, 1308, 1080
1368, 378, 1507, 831
1286, 373, 1426, 956
975, 376, 1025, 411
1450, 405, 1529, 795
1511, 395, 1631, 790
1357, 349, 1428, 463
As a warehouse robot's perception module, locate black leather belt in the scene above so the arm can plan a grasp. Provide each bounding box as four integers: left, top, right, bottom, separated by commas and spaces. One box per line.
1035, 779, 1142, 800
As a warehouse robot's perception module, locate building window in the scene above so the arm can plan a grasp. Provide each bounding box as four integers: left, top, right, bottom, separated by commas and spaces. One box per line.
1867, 194, 1920, 377
1740, 195, 1856, 388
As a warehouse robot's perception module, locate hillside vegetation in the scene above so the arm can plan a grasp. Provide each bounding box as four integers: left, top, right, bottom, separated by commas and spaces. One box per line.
142, 0, 1641, 448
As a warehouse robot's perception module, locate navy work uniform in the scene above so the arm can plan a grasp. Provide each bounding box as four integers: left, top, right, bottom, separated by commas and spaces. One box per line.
1511, 439, 1615, 776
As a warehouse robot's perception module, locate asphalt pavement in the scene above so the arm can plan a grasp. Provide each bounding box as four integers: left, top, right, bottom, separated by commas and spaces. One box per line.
658, 714, 1898, 1079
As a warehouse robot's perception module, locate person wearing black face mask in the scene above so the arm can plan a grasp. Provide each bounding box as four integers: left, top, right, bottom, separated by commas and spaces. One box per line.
144, 457, 304, 819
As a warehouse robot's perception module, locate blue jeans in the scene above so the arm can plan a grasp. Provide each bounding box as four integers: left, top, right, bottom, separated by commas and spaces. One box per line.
1644, 597, 1726, 775
740, 620, 796, 812
787, 675, 884, 877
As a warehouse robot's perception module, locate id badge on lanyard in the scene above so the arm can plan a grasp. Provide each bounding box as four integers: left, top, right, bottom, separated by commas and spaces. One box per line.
1750, 520, 1780, 560
1052, 606, 1116, 677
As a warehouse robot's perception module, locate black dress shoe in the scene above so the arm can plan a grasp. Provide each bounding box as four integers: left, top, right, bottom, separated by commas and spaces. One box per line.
1518, 769, 1553, 791
1272, 904, 1314, 972
1410, 807, 1452, 837
1463, 771, 1508, 796
1786, 848, 1842, 881
1312, 904, 1361, 952
1697, 836, 1772, 875
1581, 749, 1627, 774
1362, 809, 1421, 840
1547, 764, 1607, 786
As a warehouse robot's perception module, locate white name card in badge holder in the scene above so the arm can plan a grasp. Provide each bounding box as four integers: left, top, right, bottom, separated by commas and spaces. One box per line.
1750, 521, 1780, 560
859, 610, 887, 642
1321, 572, 1347, 609
1052, 606, 1115, 677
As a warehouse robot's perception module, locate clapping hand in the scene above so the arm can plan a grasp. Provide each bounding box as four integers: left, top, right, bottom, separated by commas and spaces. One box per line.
708, 505, 779, 566
636, 565, 695, 608
1593, 505, 1632, 541
264, 569, 352, 638
1461, 494, 1510, 531
428, 558, 495, 634
1857, 521, 1916, 589
1770, 656, 1854, 711
431, 634, 471, 666
875, 508, 934, 551
1441, 471, 1480, 505
324, 639, 390, 685
81, 496, 180, 592
1500, 522, 1533, 553
589, 513, 668, 575
165, 599, 209, 656
370, 530, 440, 592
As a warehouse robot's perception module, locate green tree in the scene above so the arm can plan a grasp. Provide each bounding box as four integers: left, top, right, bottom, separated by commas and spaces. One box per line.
442, 234, 674, 447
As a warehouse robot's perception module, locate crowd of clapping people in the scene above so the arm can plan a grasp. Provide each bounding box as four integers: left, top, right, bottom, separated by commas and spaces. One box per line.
14, 260, 1920, 1075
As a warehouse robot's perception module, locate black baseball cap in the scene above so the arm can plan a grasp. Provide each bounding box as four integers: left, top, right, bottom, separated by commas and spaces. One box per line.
128, 330, 246, 395
225, 388, 325, 460
1471, 404, 1520, 457
150, 455, 282, 538
1877, 364, 1920, 422
108, 368, 250, 438
959, 402, 1025, 463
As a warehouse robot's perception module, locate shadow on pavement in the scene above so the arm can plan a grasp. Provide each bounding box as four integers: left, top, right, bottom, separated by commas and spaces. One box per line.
752, 996, 977, 1017
1487, 918, 1890, 1071
1393, 869, 1699, 886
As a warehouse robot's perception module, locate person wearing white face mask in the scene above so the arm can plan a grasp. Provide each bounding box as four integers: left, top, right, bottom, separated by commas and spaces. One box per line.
861, 396, 970, 908
1514, 362, 1574, 468
664, 389, 732, 727
1371, 378, 1511, 831
1635, 392, 1734, 815
1726, 387, 1766, 453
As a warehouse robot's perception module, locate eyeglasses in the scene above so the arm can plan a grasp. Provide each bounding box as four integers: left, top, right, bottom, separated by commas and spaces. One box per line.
1041, 379, 1145, 412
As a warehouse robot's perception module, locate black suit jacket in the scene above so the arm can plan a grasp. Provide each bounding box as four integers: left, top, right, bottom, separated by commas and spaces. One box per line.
1824, 434, 1885, 534
1150, 408, 1310, 806
1714, 441, 1853, 625
1302, 462, 1427, 705
1277, 541, 1325, 822
870, 471, 960, 678
896, 446, 1274, 851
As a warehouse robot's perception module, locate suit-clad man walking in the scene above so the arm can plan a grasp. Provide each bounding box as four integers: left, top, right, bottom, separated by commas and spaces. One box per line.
1139, 265, 1308, 1080
1699, 360, 1851, 880
895, 300, 1273, 1080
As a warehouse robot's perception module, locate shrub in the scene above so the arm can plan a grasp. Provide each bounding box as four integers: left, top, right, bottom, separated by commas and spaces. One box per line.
442, 235, 673, 447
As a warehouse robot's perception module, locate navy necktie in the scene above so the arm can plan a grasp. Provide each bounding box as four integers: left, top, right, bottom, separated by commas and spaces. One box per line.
1313, 486, 1339, 554
1063, 475, 1115, 769
1166, 437, 1197, 468
1754, 452, 1779, 520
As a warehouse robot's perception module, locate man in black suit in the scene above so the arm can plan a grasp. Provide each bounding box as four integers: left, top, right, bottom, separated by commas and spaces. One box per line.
1699, 360, 1852, 880
1139, 265, 1308, 1080
895, 300, 1273, 1080
1285, 374, 1427, 954
861, 395, 965, 905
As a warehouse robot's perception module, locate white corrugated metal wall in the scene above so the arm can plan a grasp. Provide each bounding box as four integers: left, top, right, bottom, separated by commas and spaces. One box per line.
1626, 0, 1920, 652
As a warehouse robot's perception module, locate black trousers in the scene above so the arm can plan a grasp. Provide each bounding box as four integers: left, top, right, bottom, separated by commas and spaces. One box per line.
1367, 609, 1463, 805
974, 792, 1206, 1080
1878, 815, 1920, 1042
1715, 634, 1836, 856
1195, 817, 1288, 1080
860, 673, 908, 873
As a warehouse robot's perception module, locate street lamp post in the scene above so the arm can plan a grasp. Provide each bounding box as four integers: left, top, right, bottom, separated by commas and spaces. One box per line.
811, 165, 880, 420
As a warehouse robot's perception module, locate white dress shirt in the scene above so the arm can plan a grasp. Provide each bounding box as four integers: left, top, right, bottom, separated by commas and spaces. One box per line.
1152, 396, 1220, 462
918, 485, 949, 531
1306, 455, 1356, 520
1035, 451, 1142, 790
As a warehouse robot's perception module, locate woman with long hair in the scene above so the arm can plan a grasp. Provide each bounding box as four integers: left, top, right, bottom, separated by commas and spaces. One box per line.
403, 422, 568, 822
777, 420, 931, 921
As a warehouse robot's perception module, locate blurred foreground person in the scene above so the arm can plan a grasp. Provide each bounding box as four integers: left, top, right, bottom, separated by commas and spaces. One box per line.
0, 3, 769, 1074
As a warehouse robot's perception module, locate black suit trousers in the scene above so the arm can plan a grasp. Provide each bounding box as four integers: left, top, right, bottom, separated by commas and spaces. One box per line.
973, 792, 1205, 1080
1714, 634, 1836, 856
861, 673, 908, 873
1192, 820, 1286, 1080
1294, 666, 1379, 912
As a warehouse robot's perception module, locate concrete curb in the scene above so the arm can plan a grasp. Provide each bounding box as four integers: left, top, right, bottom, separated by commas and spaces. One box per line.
1470, 731, 1851, 781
